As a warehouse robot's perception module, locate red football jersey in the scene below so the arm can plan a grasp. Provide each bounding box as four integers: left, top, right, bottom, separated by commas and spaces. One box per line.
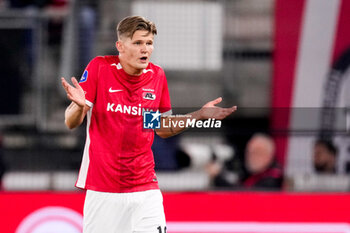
76, 55, 172, 193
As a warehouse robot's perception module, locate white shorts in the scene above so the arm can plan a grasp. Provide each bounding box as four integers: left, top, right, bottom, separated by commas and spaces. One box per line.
83, 189, 167, 233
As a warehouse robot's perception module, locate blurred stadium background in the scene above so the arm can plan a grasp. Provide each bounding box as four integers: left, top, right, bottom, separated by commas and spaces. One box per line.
1, 0, 350, 232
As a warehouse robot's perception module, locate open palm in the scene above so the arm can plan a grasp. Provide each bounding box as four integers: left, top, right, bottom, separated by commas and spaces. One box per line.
61, 77, 86, 107
199, 97, 237, 120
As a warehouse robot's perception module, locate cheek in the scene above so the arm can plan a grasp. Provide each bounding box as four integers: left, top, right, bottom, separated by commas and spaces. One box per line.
246, 154, 255, 167
126, 49, 137, 58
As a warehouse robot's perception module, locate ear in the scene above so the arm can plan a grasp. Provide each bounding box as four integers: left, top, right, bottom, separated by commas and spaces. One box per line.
116, 41, 123, 53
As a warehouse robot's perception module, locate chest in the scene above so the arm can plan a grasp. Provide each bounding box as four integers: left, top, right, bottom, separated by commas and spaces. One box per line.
97, 66, 162, 108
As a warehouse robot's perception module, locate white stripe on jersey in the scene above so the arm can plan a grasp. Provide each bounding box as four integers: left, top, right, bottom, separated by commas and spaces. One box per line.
76, 108, 92, 189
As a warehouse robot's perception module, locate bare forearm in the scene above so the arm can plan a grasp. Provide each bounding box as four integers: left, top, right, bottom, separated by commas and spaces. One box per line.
156, 110, 201, 138
155, 97, 236, 138
65, 102, 87, 129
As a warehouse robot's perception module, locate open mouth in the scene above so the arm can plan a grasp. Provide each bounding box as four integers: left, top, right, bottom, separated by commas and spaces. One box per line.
140, 56, 148, 62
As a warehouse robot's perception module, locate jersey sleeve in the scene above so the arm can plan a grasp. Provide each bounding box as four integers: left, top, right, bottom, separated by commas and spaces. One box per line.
159, 70, 172, 116
78, 57, 102, 107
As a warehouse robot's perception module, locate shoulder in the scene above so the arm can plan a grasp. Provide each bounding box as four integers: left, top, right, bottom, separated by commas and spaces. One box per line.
265, 163, 283, 179
148, 62, 166, 77
88, 55, 120, 67
149, 62, 164, 72
90, 56, 105, 63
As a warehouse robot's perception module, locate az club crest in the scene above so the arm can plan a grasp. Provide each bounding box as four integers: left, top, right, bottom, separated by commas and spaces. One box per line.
143, 92, 156, 100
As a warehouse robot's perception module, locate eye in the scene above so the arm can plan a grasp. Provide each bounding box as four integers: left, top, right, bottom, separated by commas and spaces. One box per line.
146, 42, 153, 45
134, 41, 141, 45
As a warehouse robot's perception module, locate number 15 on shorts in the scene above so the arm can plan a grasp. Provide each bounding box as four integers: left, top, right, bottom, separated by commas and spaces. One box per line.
158, 226, 167, 233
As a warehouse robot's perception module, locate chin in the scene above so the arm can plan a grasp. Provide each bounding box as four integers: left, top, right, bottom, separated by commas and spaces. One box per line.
142, 62, 149, 67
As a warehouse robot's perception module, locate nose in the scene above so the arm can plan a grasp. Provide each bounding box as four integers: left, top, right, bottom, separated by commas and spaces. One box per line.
141, 44, 147, 53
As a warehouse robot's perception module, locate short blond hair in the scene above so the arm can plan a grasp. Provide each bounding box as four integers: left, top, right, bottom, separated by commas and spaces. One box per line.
117, 16, 157, 40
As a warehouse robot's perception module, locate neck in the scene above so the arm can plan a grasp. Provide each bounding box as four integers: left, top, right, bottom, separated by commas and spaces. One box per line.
119, 57, 143, 76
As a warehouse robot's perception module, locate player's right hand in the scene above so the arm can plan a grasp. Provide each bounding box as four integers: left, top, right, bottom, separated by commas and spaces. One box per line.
61, 77, 86, 108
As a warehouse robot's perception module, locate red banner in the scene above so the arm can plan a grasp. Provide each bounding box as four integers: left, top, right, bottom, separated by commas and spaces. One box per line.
1, 192, 350, 233
272, 0, 350, 173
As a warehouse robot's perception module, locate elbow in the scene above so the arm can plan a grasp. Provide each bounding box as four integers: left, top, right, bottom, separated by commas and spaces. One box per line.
156, 131, 172, 139
159, 134, 171, 139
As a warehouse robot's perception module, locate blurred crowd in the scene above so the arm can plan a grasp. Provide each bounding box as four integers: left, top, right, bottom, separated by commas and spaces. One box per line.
152, 132, 341, 191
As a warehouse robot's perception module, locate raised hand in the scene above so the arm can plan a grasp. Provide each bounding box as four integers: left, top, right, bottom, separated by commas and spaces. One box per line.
61, 77, 86, 107
198, 97, 237, 120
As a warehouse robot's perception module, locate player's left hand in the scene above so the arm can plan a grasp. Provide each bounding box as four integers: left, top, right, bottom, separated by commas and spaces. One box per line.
198, 97, 237, 120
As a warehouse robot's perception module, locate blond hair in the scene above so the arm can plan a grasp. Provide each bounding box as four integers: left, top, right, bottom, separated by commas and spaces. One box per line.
117, 16, 157, 40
